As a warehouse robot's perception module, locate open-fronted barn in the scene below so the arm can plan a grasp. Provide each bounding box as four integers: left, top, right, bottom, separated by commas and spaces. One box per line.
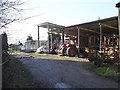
63, 16, 118, 49
37, 16, 119, 63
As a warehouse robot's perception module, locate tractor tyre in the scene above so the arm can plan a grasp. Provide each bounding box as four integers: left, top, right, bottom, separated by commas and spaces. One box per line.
61, 47, 67, 56
66, 46, 77, 57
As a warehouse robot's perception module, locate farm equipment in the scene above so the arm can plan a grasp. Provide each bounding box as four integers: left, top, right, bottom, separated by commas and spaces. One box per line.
57, 36, 78, 57
88, 35, 119, 66
57, 36, 88, 57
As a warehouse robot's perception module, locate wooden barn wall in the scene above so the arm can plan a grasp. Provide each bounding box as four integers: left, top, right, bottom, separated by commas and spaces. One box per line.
79, 36, 88, 47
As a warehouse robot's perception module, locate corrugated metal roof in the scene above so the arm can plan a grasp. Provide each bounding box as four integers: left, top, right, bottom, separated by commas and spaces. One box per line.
64, 16, 118, 36
37, 22, 64, 33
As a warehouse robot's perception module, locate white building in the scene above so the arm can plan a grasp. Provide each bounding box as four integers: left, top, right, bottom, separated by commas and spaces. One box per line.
25, 40, 48, 52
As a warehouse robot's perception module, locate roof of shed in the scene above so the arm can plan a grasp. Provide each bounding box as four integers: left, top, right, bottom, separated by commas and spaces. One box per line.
37, 22, 64, 33
64, 16, 118, 36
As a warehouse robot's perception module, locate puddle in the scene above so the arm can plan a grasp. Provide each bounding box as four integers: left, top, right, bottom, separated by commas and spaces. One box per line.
54, 82, 72, 88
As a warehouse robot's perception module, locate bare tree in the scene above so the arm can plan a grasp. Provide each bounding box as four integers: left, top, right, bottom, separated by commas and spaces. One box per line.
0, 0, 24, 29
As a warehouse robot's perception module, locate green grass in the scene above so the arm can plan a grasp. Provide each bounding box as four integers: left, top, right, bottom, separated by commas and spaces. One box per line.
32, 52, 88, 61
95, 67, 107, 75
95, 66, 117, 76
2, 55, 35, 88
90, 64, 120, 82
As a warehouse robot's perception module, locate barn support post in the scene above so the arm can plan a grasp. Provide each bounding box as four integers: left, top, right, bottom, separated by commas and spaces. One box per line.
51, 33, 53, 50
116, 2, 120, 72
62, 28, 64, 44
48, 32, 50, 53
99, 22, 102, 51
77, 27, 80, 57
47, 23, 50, 53
37, 26, 40, 48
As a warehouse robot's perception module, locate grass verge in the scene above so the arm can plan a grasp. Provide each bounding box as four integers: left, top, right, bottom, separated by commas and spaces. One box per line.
31, 52, 88, 62
2, 55, 35, 88
89, 63, 120, 82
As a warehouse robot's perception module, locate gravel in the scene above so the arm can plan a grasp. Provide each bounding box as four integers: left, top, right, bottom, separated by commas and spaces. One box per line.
14, 52, 118, 88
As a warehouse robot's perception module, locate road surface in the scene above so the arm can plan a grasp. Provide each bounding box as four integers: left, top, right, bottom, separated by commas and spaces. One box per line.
13, 52, 118, 88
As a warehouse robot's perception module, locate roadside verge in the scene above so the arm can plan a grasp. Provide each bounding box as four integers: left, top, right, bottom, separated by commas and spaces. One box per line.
2, 55, 35, 88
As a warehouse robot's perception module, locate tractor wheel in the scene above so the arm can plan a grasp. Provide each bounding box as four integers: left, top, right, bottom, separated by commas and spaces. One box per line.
61, 47, 67, 56
66, 46, 77, 57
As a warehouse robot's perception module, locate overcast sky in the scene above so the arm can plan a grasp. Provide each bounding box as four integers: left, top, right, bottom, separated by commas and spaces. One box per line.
1, 0, 119, 44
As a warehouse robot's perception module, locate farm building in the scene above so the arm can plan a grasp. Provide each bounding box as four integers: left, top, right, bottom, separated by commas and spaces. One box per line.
37, 16, 119, 66
25, 40, 48, 52
62, 16, 119, 66
63, 16, 118, 56
38, 17, 118, 53
37, 22, 64, 53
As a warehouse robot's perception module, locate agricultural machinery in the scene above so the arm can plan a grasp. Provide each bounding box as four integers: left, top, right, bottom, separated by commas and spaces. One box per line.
88, 35, 119, 66
57, 36, 88, 57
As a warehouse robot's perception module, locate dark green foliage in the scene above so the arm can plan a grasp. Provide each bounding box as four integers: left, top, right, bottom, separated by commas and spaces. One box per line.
26, 35, 33, 41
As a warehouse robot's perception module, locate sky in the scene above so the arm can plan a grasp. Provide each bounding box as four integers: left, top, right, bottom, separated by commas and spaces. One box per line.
1, 0, 119, 44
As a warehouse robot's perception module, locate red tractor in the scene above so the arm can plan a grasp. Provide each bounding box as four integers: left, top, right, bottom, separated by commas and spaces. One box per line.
57, 36, 78, 57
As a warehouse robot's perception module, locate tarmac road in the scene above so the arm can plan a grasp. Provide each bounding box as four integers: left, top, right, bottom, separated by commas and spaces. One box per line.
14, 52, 118, 88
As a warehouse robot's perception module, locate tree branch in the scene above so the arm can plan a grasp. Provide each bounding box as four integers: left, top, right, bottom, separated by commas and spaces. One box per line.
0, 0, 24, 29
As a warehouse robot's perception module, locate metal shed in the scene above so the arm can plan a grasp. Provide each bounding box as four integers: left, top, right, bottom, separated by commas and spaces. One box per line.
37, 16, 118, 58
64, 16, 118, 36
37, 22, 64, 53
63, 16, 118, 56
